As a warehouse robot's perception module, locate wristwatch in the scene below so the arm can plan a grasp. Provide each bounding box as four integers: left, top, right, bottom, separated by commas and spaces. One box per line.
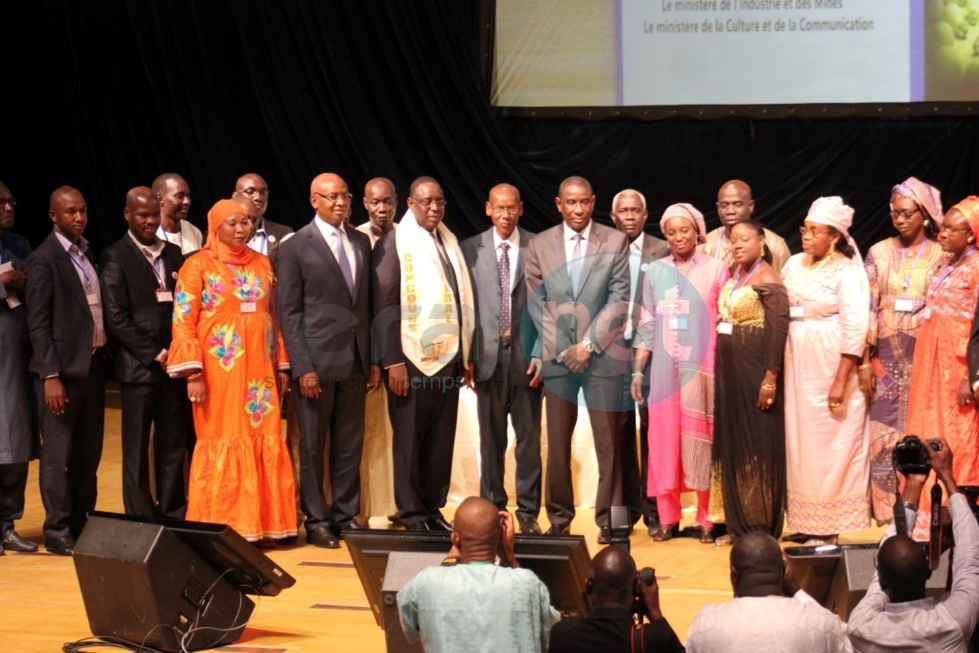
581, 338, 597, 354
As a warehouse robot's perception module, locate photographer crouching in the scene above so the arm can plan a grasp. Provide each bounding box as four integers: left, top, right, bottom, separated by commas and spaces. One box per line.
848, 437, 979, 652
548, 546, 684, 653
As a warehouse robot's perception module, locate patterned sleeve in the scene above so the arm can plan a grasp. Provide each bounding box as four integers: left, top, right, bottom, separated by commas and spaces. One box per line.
167, 255, 205, 376
864, 247, 879, 348
958, 264, 979, 361
837, 261, 871, 357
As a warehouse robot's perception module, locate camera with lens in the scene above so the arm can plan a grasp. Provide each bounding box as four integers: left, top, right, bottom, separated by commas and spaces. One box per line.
893, 434, 941, 475
630, 567, 655, 622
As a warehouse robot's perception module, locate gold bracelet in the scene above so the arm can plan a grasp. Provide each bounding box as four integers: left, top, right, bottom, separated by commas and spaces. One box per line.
761, 383, 776, 391
857, 364, 872, 371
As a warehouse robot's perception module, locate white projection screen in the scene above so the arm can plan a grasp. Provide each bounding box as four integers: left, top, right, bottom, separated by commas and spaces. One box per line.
492, 0, 979, 109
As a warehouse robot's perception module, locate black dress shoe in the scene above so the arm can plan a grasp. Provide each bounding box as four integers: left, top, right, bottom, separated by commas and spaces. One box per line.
403, 522, 429, 532
45, 535, 76, 556
597, 526, 611, 545
2, 530, 39, 553
330, 520, 366, 540
306, 525, 340, 549
427, 515, 452, 532
518, 517, 542, 535
545, 524, 570, 536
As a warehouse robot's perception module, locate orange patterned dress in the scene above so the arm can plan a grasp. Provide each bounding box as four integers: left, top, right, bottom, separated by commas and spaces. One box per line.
169, 251, 297, 541
907, 252, 979, 536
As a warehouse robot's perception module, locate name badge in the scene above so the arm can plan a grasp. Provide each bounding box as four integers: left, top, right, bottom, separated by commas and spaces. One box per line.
789, 305, 805, 319
86, 293, 100, 306
240, 301, 257, 313
717, 321, 733, 335
894, 299, 914, 313
669, 317, 688, 331
922, 307, 932, 320
156, 290, 174, 303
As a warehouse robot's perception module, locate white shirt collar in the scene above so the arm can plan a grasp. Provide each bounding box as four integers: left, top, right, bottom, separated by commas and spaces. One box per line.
563, 220, 592, 242
630, 234, 643, 250
54, 229, 89, 254
493, 228, 519, 251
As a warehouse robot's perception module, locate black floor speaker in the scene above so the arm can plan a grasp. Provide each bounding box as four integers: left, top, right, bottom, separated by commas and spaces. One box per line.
73, 515, 255, 652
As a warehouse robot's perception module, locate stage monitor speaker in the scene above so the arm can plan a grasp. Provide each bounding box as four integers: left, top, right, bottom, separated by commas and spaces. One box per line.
379, 551, 445, 653
73, 515, 254, 652
824, 544, 950, 621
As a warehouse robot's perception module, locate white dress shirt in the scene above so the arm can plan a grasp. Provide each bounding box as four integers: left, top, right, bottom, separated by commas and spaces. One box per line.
686, 590, 852, 653
847, 495, 979, 652
54, 230, 106, 349
313, 216, 357, 287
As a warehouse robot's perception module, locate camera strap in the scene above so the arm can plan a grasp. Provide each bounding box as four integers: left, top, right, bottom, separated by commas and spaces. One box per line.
929, 484, 943, 571
893, 494, 908, 536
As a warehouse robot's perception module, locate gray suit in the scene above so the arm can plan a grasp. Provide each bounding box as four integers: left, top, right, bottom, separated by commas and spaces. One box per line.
461, 227, 542, 520
525, 221, 632, 528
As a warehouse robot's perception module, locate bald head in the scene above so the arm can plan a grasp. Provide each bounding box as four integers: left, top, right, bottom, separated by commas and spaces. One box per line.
124, 186, 162, 246
234, 173, 270, 217
877, 535, 930, 602
587, 546, 637, 608
559, 175, 593, 197
717, 179, 755, 230
364, 177, 398, 234
49, 186, 88, 243
310, 173, 351, 228
452, 497, 501, 551
730, 532, 784, 598
486, 183, 523, 240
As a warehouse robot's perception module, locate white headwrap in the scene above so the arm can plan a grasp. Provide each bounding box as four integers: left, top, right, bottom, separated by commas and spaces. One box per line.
806, 196, 862, 265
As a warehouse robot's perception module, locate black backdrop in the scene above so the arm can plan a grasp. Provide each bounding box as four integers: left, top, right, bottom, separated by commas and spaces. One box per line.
6, 0, 979, 255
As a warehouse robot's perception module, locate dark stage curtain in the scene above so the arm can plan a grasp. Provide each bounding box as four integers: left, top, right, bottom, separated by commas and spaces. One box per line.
6, 1, 979, 255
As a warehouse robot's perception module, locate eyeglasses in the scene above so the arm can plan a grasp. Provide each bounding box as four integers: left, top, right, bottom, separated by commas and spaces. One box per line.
890, 208, 920, 221
492, 206, 520, 217
799, 226, 831, 237
940, 224, 972, 235
413, 198, 447, 210
0, 197, 15, 208
313, 191, 352, 203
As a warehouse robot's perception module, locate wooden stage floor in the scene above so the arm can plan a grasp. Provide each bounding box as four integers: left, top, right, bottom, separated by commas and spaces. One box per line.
0, 393, 885, 652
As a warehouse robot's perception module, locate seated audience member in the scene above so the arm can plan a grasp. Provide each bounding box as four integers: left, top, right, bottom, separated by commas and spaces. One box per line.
847, 438, 979, 652
398, 496, 560, 653
548, 546, 684, 653
685, 532, 851, 652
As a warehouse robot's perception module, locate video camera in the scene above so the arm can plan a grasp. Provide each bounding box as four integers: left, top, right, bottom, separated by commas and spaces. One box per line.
893, 434, 942, 475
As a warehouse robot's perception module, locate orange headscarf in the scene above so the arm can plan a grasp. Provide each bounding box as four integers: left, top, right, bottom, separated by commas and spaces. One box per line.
952, 196, 979, 241
201, 199, 255, 266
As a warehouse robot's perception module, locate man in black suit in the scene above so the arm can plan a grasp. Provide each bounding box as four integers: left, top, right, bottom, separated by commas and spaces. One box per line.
610, 189, 669, 537
233, 172, 294, 267
372, 176, 474, 532
100, 187, 190, 519
25, 186, 107, 555
277, 173, 378, 548
461, 184, 544, 535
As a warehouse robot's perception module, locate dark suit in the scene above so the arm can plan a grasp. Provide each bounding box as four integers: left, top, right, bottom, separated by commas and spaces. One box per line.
371, 227, 467, 526
249, 217, 293, 269
100, 235, 190, 518
626, 233, 669, 526
461, 227, 543, 520
25, 232, 106, 540
277, 220, 371, 530
525, 221, 632, 529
